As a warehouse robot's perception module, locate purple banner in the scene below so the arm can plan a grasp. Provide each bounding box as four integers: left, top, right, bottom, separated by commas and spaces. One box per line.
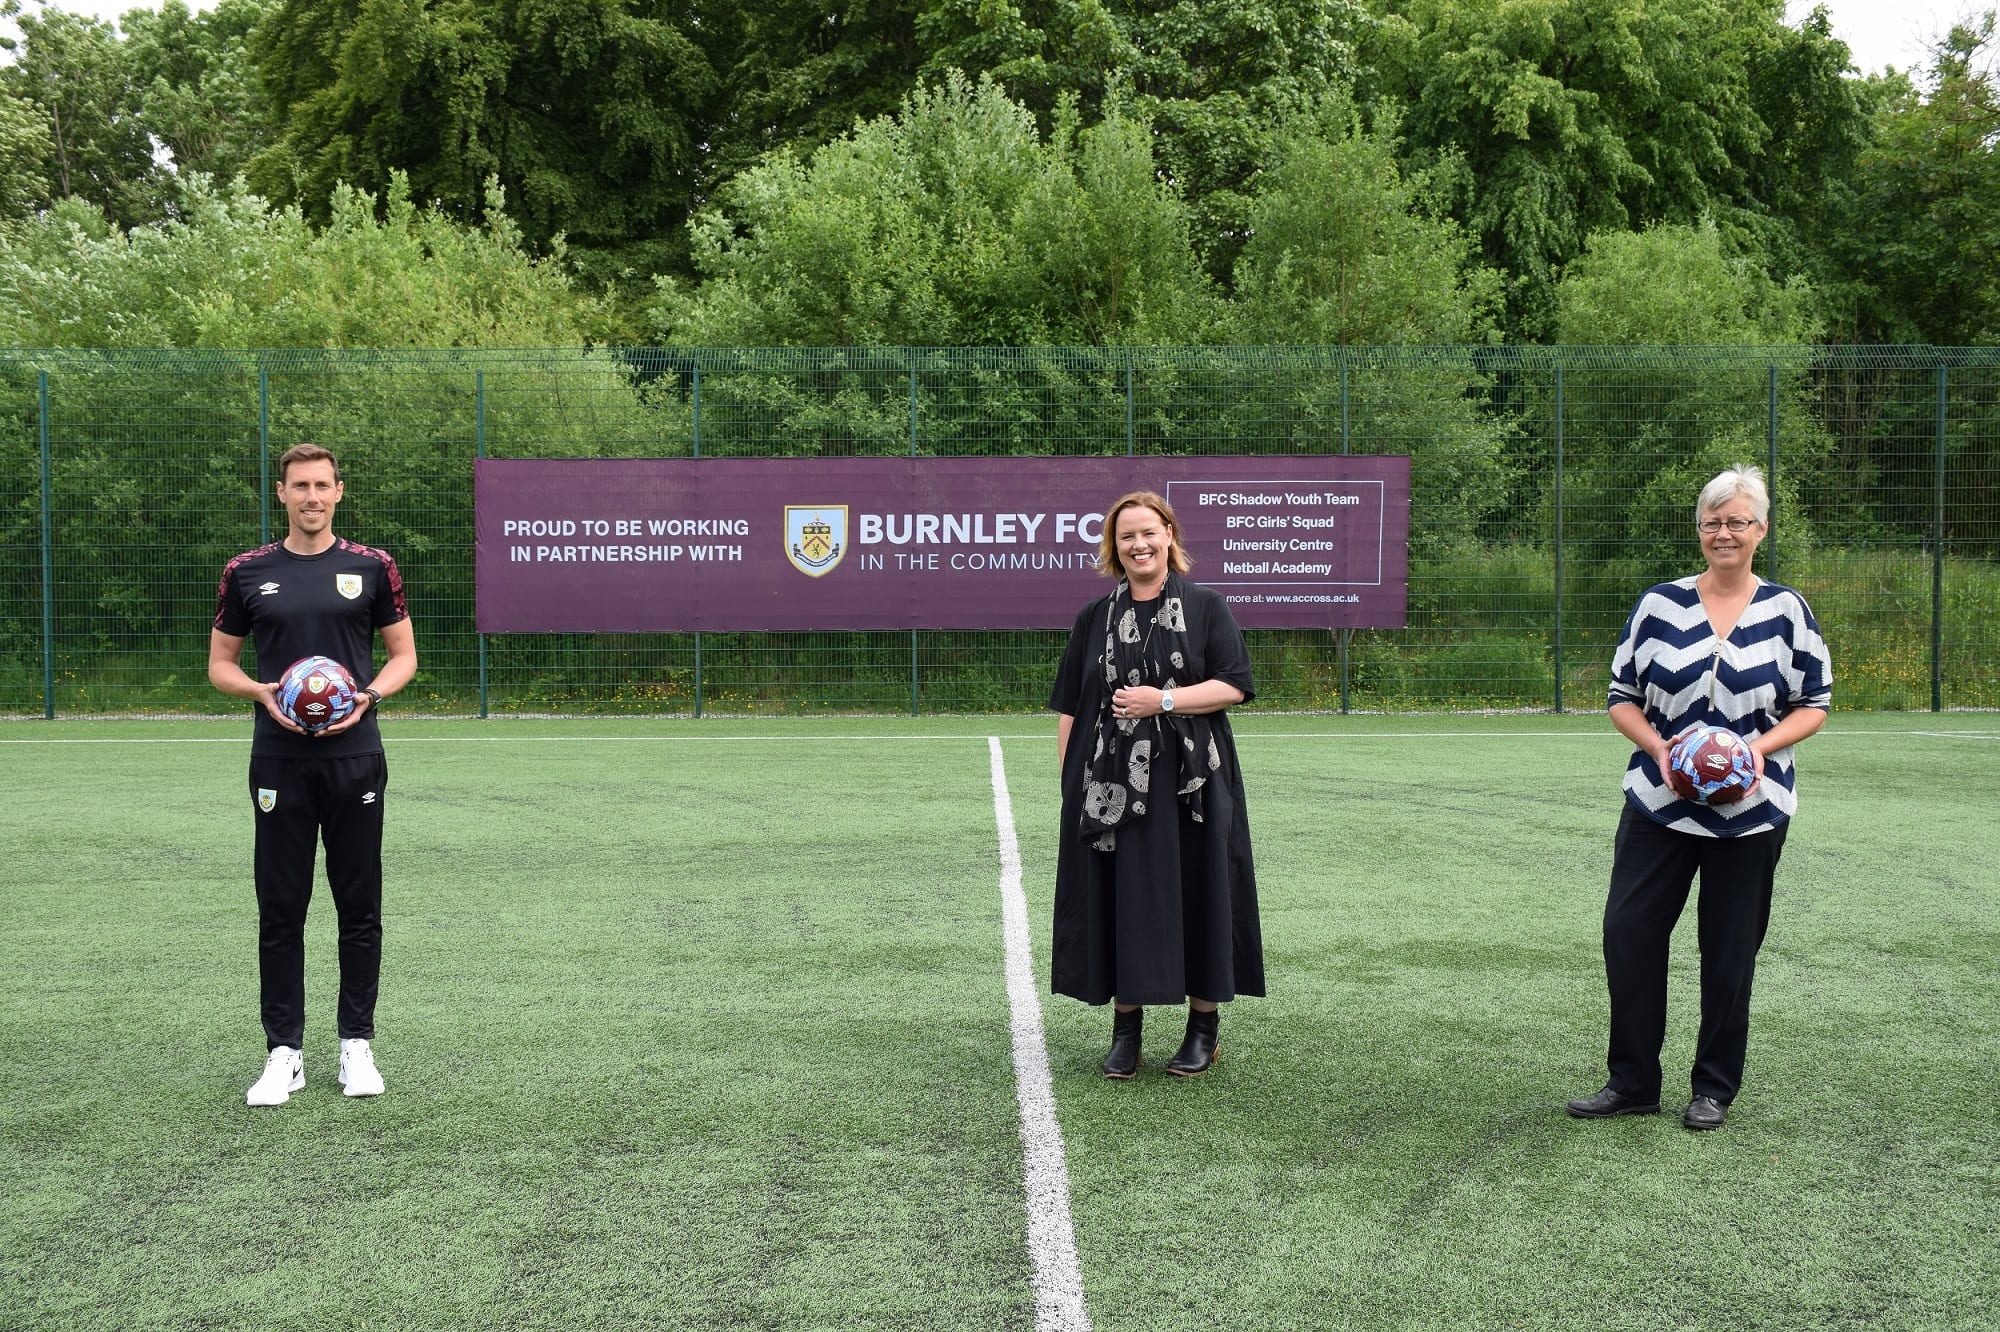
475, 456, 1409, 631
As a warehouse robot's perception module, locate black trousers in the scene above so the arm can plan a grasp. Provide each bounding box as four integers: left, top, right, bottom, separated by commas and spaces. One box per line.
249, 753, 387, 1050
1602, 804, 1787, 1104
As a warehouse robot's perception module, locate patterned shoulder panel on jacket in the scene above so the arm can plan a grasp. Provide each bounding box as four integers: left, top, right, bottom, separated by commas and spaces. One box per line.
337, 538, 409, 622
213, 542, 283, 629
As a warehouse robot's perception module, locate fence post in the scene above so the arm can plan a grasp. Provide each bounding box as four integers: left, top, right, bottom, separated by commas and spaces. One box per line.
1339, 358, 1351, 455
1933, 365, 1948, 713
1552, 362, 1565, 715
692, 359, 703, 716
910, 349, 920, 715
1337, 630, 1350, 715
476, 370, 489, 720
39, 371, 54, 720
258, 366, 271, 545
1766, 364, 1779, 586
1339, 354, 1352, 712
1125, 359, 1135, 456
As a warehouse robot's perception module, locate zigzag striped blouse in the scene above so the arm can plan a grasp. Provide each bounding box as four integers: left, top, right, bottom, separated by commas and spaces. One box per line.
1608, 577, 1833, 838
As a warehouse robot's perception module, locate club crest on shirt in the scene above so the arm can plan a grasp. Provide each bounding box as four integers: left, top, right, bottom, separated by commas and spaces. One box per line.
336, 573, 363, 600
257, 788, 277, 812
785, 506, 847, 577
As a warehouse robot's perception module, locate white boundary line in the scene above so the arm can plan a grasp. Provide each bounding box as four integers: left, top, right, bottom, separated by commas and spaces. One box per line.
987, 736, 1092, 1332
4, 728, 1995, 746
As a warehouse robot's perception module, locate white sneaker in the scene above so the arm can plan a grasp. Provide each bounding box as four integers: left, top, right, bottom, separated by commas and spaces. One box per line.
247, 1046, 304, 1106
338, 1038, 384, 1097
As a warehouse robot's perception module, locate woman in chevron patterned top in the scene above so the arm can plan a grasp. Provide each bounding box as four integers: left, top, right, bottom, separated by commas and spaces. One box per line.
1566, 465, 1831, 1131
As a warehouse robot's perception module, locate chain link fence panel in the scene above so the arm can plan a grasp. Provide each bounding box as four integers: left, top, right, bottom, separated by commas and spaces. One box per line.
3, 346, 1995, 716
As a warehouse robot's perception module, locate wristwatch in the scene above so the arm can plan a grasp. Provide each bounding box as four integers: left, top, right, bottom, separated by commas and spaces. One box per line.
1159, 688, 1175, 713
362, 687, 382, 708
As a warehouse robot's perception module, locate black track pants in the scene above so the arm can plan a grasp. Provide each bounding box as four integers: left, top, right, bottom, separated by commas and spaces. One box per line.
249, 753, 388, 1050
1602, 803, 1787, 1105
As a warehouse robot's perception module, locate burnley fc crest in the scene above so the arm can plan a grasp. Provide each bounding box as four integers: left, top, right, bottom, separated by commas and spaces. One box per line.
785, 506, 847, 577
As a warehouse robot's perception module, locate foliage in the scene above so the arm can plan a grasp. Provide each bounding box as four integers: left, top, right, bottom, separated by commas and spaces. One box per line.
0, 173, 611, 348
0, 176, 648, 674
0, 86, 55, 218
1522, 225, 1828, 582
0, 5, 159, 227
1216, 106, 1514, 556
1731, 3, 1878, 282
0, 0, 1989, 357
1227, 100, 1499, 346
121, 0, 280, 189
708, 0, 925, 192
1825, 15, 2000, 345
1554, 220, 1820, 346
1109, 0, 1363, 280
1359, 0, 1866, 338
651, 74, 1215, 347
919, 0, 1366, 279
248, 0, 723, 291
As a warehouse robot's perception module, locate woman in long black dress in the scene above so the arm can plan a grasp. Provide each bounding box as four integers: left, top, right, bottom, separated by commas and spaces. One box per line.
1049, 490, 1263, 1078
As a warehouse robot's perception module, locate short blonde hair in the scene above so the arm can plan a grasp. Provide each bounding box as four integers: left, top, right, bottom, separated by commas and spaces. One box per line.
1097, 491, 1194, 578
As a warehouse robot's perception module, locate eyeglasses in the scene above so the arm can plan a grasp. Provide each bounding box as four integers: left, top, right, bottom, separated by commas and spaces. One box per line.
1697, 517, 1761, 534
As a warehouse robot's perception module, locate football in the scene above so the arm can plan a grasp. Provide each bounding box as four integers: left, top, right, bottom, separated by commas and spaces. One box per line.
277, 655, 358, 733
1666, 723, 1757, 806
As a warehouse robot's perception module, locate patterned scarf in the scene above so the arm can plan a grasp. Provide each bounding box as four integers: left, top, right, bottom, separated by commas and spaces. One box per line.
1078, 571, 1224, 851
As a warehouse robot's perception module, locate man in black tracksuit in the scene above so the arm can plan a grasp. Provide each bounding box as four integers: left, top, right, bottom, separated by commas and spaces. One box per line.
209, 443, 417, 1106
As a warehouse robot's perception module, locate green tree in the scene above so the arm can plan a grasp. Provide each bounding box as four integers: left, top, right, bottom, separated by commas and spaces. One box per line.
1542, 224, 1828, 590
1228, 102, 1499, 345
1111, 0, 1363, 280
1, 5, 161, 226
1810, 17, 2000, 557
919, 0, 1364, 279
708, 0, 925, 189
249, 0, 722, 291
1826, 14, 2000, 344
1733, 4, 1877, 282
1554, 220, 1820, 346
1360, 0, 1863, 338
1219, 104, 1511, 556
122, 0, 280, 188
0, 87, 54, 219
0, 172, 613, 348
0, 174, 652, 684
653, 73, 1214, 347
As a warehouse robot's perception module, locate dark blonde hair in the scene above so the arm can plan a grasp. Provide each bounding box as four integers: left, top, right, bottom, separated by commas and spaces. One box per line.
1097, 491, 1194, 578
278, 443, 341, 482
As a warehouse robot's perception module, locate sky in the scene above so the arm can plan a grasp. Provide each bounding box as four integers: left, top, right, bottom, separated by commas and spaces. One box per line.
5, 0, 1991, 80
1783, 0, 1992, 75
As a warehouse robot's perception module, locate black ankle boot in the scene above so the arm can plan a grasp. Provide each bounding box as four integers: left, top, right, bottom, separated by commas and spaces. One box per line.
1167, 1008, 1220, 1076
1102, 1007, 1142, 1079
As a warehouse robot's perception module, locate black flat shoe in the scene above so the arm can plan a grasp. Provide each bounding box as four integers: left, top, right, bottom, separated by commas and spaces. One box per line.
1565, 1085, 1661, 1118
1683, 1095, 1728, 1130
1166, 1008, 1219, 1077
1102, 1008, 1142, 1079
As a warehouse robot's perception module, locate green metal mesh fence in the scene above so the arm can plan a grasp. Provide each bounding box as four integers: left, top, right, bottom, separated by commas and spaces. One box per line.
3, 346, 1996, 716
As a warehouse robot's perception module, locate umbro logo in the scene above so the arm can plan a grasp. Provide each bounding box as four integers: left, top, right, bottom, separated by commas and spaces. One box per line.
362, 791, 377, 804
259, 582, 281, 596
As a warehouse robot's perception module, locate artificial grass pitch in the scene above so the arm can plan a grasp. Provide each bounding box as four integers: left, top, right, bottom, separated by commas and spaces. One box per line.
2, 715, 1996, 1330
